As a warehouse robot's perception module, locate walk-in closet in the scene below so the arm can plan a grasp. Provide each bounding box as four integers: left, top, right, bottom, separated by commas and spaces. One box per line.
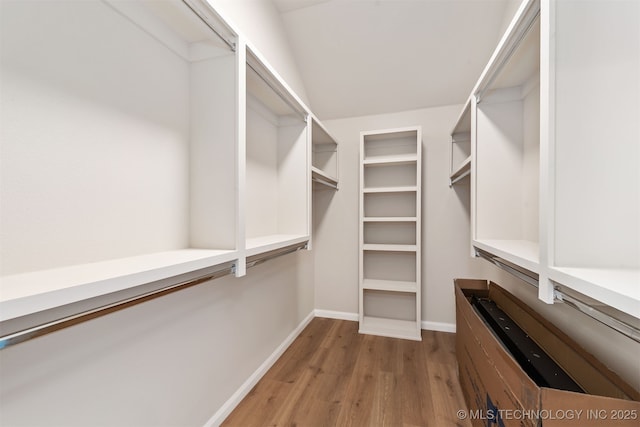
1, 0, 638, 425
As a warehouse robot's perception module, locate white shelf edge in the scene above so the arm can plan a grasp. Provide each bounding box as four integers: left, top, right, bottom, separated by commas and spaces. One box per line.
245, 234, 309, 257
359, 316, 421, 341
363, 154, 418, 166
311, 166, 338, 189
549, 267, 640, 319
363, 217, 417, 222
473, 239, 540, 274
0, 249, 238, 322
362, 279, 417, 293
450, 155, 472, 184
363, 244, 417, 252
363, 186, 417, 194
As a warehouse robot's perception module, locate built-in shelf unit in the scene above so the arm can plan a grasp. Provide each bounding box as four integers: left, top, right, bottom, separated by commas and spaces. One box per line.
0, 0, 239, 321
455, 0, 639, 321
449, 97, 472, 186
0, 0, 315, 328
244, 48, 309, 258
311, 117, 338, 191
359, 127, 422, 341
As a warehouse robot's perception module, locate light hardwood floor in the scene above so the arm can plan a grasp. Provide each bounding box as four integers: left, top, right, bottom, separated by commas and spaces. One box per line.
222, 317, 472, 427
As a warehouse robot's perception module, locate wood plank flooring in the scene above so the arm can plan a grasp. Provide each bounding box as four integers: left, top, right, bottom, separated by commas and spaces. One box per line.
222, 318, 472, 427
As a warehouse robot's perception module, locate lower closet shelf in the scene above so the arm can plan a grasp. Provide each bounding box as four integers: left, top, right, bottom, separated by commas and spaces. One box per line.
359, 316, 421, 341
362, 279, 417, 293
0, 249, 238, 322
245, 234, 309, 257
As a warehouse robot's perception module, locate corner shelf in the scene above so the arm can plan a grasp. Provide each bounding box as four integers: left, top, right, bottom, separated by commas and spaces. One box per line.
449, 97, 472, 186
363, 186, 417, 193
363, 244, 417, 252
362, 279, 417, 293
311, 117, 338, 191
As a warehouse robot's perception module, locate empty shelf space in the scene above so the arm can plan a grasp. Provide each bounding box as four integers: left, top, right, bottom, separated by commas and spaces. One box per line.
363, 154, 418, 166
363, 186, 417, 193
363, 217, 417, 222
0, 249, 238, 321
359, 316, 421, 341
245, 234, 309, 257
362, 279, 417, 293
363, 244, 417, 252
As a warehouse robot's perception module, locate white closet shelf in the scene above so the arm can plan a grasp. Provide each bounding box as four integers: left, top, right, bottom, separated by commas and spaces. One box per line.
362, 279, 417, 293
311, 166, 338, 190
363, 244, 417, 252
0, 249, 238, 322
363, 186, 417, 193
359, 316, 421, 341
245, 234, 309, 257
363, 217, 417, 222
363, 154, 418, 166
549, 267, 640, 319
450, 156, 471, 184
473, 239, 539, 274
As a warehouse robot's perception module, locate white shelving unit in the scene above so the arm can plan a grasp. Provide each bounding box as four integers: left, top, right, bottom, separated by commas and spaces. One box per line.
0, 0, 240, 320
310, 117, 338, 191
548, 0, 639, 315
359, 127, 422, 341
458, 0, 639, 320
449, 97, 472, 186
244, 47, 310, 258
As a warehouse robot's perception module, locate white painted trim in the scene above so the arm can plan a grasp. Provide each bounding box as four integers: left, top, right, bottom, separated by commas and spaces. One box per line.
203, 310, 315, 427
421, 321, 456, 333
314, 309, 358, 322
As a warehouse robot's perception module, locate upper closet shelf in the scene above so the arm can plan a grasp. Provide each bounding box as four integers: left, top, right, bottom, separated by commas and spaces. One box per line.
0, 249, 237, 322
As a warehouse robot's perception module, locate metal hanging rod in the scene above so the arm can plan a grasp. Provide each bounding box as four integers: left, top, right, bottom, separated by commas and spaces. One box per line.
246, 241, 308, 270
0, 263, 235, 350
476, 249, 539, 287
246, 61, 308, 123
183, 0, 236, 52
475, 1, 540, 104
474, 248, 640, 343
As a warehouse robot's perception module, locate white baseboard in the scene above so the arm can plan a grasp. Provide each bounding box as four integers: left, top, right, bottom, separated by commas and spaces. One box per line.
421, 320, 456, 333
314, 309, 358, 322
203, 310, 315, 427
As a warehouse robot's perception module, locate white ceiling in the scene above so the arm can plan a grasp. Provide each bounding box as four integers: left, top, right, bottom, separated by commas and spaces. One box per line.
273, 0, 519, 120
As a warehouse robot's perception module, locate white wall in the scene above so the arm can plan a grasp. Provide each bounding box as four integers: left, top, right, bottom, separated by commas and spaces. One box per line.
317, 105, 640, 391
